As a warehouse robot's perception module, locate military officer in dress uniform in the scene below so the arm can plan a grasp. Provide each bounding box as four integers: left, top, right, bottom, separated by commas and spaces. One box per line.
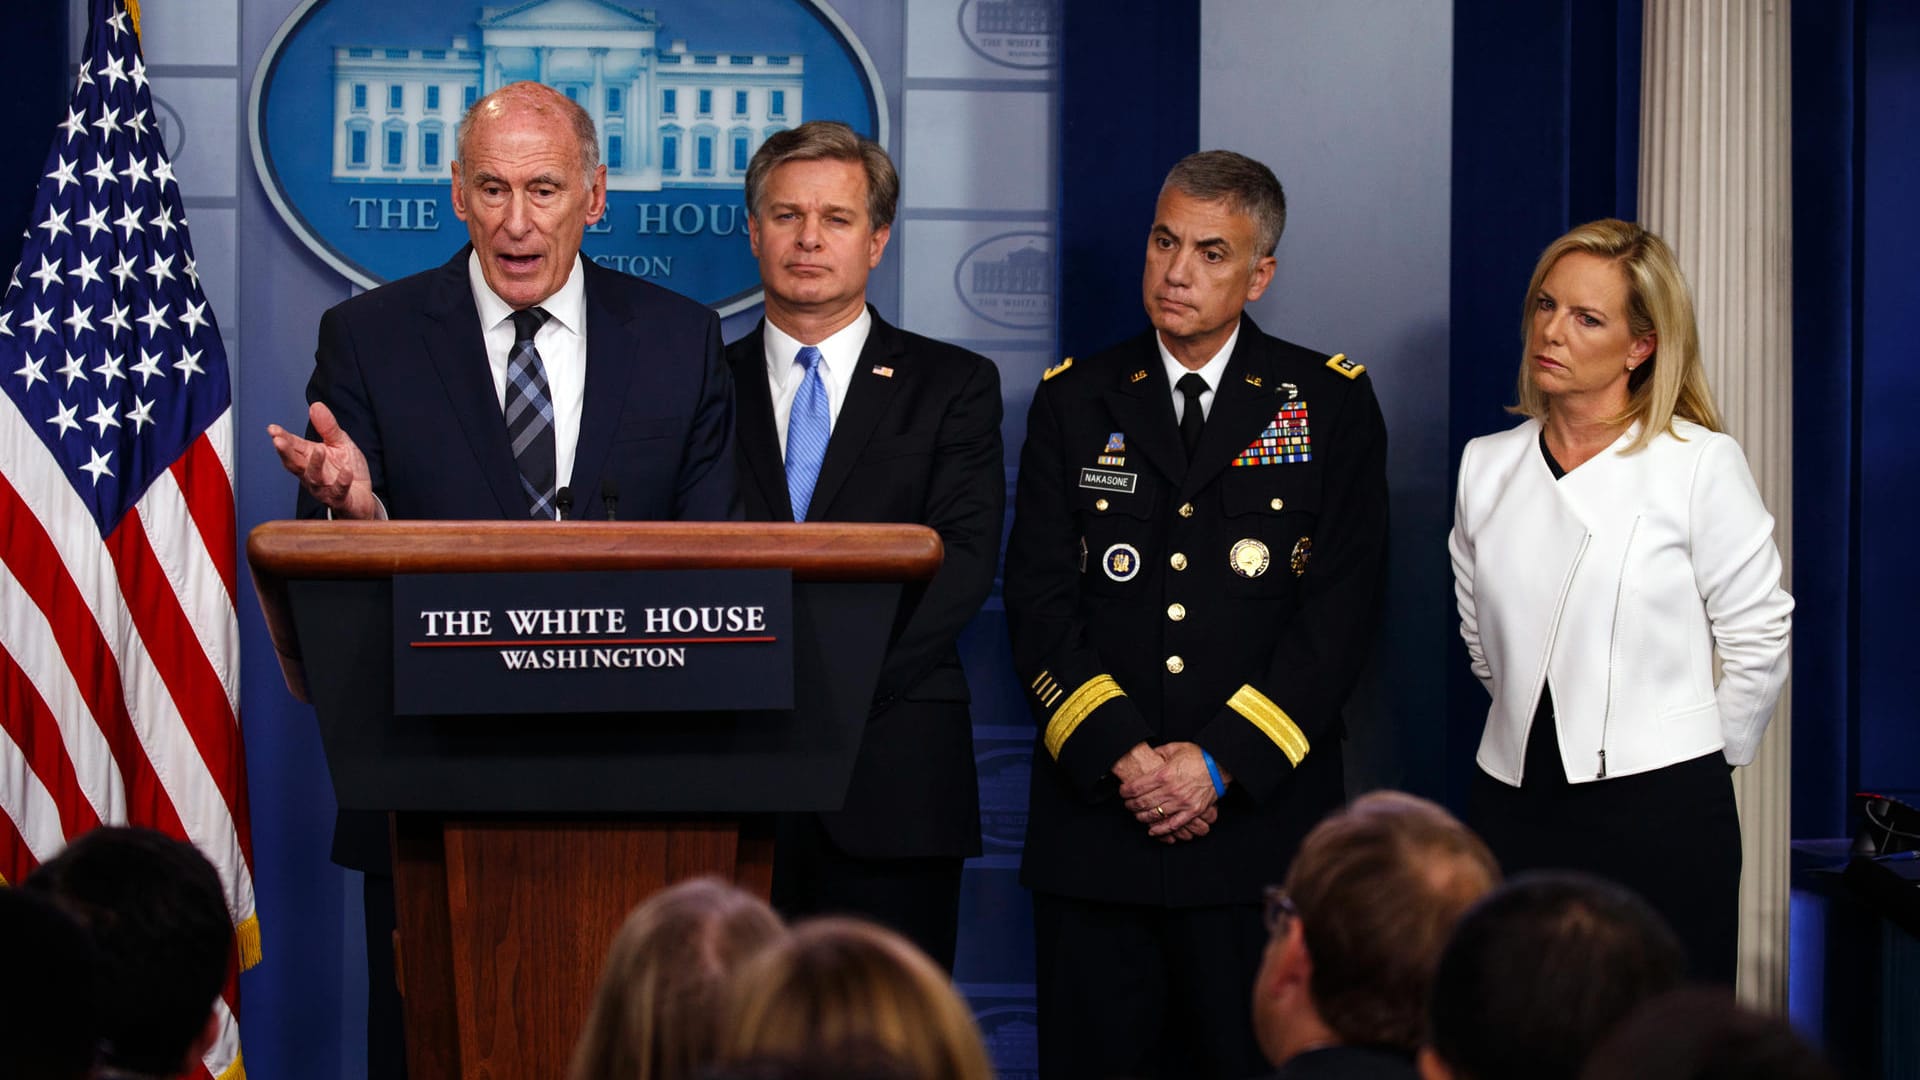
1004, 150, 1389, 1079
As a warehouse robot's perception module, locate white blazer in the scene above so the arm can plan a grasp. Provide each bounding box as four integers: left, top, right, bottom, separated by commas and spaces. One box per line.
1449, 418, 1792, 785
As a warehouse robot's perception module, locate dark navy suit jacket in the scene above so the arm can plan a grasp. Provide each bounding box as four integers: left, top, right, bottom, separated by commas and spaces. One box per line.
300, 249, 738, 869
296, 248, 736, 523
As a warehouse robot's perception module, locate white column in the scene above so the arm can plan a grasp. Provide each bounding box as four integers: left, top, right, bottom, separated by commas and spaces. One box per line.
591, 47, 608, 165
1639, 0, 1794, 1010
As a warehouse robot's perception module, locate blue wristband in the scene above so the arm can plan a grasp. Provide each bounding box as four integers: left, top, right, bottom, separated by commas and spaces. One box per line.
1201, 749, 1227, 797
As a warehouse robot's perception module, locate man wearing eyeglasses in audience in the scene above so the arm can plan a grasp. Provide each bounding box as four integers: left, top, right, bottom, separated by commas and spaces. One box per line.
1252, 792, 1499, 1079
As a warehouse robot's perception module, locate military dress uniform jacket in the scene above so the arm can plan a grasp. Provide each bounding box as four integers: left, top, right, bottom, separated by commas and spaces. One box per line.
1004, 316, 1388, 906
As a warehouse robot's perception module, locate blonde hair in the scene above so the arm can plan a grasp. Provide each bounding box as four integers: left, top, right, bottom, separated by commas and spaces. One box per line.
719, 918, 994, 1080
568, 879, 786, 1080
1510, 218, 1723, 452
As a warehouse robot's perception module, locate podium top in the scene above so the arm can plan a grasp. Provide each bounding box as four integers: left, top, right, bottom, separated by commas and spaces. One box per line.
246, 520, 943, 702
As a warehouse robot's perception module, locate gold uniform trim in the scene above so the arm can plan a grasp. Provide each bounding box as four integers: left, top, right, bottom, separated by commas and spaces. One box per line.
1043, 357, 1074, 381
1325, 352, 1366, 380
1044, 675, 1126, 760
1228, 685, 1310, 766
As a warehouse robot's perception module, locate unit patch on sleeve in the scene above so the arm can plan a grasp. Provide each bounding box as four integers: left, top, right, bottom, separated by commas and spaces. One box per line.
1233, 401, 1312, 465
1325, 353, 1366, 379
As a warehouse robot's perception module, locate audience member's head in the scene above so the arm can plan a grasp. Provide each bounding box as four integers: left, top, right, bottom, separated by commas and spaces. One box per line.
569, 878, 787, 1080
1579, 987, 1837, 1080
0, 885, 99, 1079
25, 826, 231, 1079
719, 917, 993, 1080
1255, 791, 1501, 1066
1419, 872, 1685, 1080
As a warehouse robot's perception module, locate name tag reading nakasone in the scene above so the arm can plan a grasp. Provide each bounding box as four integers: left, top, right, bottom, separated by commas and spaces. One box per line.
393, 570, 794, 715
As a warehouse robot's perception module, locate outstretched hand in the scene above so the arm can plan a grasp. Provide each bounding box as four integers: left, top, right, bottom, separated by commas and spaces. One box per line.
267, 401, 383, 520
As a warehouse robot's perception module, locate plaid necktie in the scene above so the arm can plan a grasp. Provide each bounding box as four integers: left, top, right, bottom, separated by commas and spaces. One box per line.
784, 344, 830, 521
504, 307, 557, 519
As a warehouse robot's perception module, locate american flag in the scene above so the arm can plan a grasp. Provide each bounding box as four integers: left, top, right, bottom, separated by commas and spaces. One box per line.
0, 0, 255, 1077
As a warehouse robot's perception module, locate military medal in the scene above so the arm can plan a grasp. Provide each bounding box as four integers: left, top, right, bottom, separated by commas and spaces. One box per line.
1229, 538, 1270, 579
1232, 401, 1312, 466
1290, 536, 1313, 576
1103, 543, 1142, 582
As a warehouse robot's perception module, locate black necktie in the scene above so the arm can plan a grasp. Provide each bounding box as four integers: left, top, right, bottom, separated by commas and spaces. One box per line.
504, 307, 556, 518
1177, 372, 1208, 459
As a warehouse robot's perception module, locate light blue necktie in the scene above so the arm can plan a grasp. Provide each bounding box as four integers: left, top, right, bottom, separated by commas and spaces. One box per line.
784, 344, 830, 521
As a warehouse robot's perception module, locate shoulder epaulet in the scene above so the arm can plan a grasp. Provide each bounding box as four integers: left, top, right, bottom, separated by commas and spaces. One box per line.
1325, 353, 1366, 380
1042, 357, 1074, 382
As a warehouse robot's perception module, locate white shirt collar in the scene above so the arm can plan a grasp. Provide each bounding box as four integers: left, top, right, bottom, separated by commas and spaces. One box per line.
467, 250, 587, 336
1157, 322, 1241, 417
763, 307, 874, 390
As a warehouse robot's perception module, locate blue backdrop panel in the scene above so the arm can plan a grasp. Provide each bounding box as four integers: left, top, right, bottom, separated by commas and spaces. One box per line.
1057, 0, 1198, 362
0, 8, 70, 279
1788, 0, 1861, 841
1855, 1, 1920, 799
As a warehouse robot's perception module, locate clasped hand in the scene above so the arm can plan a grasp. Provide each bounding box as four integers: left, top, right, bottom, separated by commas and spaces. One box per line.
1113, 742, 1222, 844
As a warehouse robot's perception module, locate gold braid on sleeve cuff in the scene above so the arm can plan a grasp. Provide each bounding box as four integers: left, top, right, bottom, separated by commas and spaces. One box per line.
1043, 675, 1125, 760
1228, 685, 1310, 766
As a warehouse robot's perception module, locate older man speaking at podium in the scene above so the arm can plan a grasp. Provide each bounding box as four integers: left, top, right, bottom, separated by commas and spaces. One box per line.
266, 80, 736, 1079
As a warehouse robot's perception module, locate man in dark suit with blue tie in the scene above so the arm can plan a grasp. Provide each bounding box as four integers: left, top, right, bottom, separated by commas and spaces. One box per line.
725, 121, 1003, 970
267, 81, 735, 1077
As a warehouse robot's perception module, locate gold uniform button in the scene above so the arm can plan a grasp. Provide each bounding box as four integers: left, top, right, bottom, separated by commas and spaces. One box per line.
1095, 498, 1110, 511
1170, 552, 1188, 571
1167, 603, 1186, 621
1178, 502, 1195, 518
1166, 655, 1185, 674
1270, 497, 1285, 511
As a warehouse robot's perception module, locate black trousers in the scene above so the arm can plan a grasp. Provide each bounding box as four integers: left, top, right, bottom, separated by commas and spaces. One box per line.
771, 812, 965, 972
1032, 892, 1267, 1080
1470, 714, 1742, 985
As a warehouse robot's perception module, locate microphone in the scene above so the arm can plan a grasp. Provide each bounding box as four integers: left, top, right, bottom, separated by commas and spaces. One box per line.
554, 486, 573, 521
600, 480, 619, 521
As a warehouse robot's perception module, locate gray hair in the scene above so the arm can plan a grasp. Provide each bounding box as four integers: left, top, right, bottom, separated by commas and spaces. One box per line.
456, 81, 600, 183
1161, 149, 1287, 260
744, 120, 898, 229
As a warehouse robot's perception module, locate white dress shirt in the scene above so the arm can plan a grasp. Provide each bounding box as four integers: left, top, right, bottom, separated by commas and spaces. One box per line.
764, 307, 873, 448
469, 251, 588, 489
1156, 323, 1241, 424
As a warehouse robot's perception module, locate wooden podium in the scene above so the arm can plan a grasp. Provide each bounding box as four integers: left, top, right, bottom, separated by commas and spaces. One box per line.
248, 521, 940, 1078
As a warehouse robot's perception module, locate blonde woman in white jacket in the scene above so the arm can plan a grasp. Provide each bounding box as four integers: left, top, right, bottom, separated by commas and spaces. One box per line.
1448, 219, 1792, 984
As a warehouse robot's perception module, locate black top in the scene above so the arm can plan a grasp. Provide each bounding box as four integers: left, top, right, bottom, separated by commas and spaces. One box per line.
1539, 428, 1567, 479
1527, 428, 1565, 785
